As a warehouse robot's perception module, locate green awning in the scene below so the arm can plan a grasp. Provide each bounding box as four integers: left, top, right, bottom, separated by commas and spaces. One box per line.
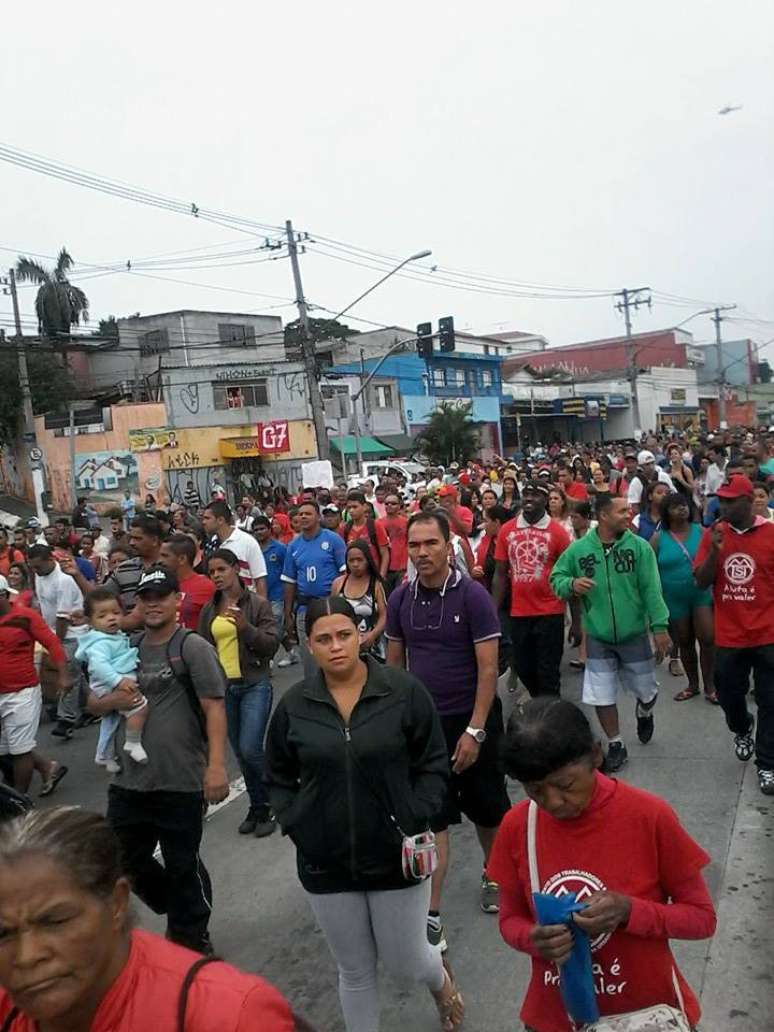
329, 435, 394, 456
375, 434, 416, 453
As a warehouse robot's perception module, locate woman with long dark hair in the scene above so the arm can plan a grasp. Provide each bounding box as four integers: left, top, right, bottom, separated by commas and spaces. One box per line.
632, 480, 670, 542
500, 473, 520, 518
266, 597, 463, 1031
332, 540, 388, 660
199, 548, 279, 837
651, 493, 716, 703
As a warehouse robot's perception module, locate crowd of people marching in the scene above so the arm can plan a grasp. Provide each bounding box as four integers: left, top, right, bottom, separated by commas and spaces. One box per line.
0, 424, 772, 1030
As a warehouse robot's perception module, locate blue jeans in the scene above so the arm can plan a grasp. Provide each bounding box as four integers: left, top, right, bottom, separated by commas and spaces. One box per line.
225, 679, 273, 811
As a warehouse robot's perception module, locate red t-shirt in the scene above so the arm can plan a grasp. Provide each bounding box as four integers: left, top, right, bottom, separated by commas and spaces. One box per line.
376, 515, 408, 570
565, 481, 589, 501
0, 928, 294, 1031
178, 572, 216, 631
488, 774, 714, 1032
0, 605, 66, 693
694, 517, 774, 647
495, 514, 570, 617
344, 518, 389, 570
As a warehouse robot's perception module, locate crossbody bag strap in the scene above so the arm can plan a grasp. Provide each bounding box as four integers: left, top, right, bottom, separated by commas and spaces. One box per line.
0, 1009, 18, 1032
527, 799, 540, 898
177, 954, 222, 1031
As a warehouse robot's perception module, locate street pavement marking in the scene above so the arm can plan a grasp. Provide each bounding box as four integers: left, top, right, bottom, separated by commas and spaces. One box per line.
152, 775, 246, 859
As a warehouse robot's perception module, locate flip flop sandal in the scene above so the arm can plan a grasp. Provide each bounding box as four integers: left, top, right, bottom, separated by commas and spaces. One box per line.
673, 687, 700, 702
704, 691, 720, 705
434, 960, 465, 1030
39, 764, 68, 798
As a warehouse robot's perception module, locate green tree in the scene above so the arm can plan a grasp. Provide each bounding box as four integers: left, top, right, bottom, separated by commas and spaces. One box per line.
415, 401, 479, 465
0, 349, 75, 445
15, 248, 89, 338
95, 316, 119, 339
284, 317, 357, 358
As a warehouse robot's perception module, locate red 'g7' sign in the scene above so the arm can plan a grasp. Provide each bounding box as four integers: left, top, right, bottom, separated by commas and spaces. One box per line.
258, 420, 290, 454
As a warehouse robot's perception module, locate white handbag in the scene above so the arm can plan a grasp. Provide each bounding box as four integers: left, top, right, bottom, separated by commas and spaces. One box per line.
527, 802, 692, 1032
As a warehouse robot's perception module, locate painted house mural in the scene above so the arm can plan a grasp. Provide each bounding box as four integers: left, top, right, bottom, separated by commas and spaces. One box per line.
74, 451, 139, 503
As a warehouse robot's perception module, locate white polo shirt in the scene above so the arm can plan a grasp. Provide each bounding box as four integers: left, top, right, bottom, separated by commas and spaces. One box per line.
220, 526, 267, 591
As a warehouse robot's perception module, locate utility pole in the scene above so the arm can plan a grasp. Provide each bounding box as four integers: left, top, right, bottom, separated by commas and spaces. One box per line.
711, 305, 737, 429
3, 269, 48, 525
286, 220, 329, 460
614, 287, 651, 437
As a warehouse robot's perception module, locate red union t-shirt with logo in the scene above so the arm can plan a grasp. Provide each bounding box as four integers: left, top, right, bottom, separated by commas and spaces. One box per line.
488, 774, 712, 1032
495, 513, 570, 617
694, 517, 774, 647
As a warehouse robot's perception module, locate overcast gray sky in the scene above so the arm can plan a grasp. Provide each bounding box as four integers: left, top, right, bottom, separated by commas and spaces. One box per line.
2, 0, 772, 353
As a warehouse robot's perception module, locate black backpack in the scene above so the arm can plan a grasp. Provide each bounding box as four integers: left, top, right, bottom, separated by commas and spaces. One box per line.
133, 626, 207, 739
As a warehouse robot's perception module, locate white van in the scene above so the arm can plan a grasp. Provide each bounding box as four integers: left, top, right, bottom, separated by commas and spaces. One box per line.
346, 460, 425, 491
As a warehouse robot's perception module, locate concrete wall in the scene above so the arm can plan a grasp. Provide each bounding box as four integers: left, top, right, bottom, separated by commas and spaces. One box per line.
83, 310, 284, 394
163, 362, 310, 430
34, 402, 169, 512
636, 368, 699, 433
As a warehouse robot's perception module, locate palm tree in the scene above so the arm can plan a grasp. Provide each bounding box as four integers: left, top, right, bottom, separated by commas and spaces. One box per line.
415, 400, 480, 465
15, 247, 89, 338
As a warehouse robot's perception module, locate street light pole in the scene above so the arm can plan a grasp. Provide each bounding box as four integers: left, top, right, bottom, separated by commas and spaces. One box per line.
324, 249, 431, 476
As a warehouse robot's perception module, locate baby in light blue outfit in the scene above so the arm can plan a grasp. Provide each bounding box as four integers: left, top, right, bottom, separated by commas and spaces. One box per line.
75, 591, 147, 771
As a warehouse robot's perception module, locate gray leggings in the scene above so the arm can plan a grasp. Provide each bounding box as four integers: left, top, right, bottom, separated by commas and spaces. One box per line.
306, 879, 445, 1032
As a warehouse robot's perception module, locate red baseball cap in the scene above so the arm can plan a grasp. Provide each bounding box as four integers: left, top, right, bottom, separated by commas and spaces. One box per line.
438, 484, 458, 499
716, 474, 754, 499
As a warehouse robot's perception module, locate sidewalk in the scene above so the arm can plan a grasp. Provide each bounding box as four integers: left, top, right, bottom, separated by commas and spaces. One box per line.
700, 760, 774, 1028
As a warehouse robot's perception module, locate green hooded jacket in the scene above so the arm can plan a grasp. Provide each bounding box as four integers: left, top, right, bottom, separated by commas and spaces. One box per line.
550, 528, 670, 644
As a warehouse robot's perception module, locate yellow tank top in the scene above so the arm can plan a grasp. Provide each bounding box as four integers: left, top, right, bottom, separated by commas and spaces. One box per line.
211, 615, 241, 679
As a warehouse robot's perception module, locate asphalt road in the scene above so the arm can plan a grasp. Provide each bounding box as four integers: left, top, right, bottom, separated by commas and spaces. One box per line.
31, 656, 765, 1032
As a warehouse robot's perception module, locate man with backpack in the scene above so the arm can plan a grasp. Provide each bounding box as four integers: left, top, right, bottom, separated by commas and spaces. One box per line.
87, 566, 229, 955
344, 490, 389, 577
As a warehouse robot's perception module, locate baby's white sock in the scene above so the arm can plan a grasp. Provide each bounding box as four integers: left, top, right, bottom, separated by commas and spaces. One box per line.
123, 729, 148, 764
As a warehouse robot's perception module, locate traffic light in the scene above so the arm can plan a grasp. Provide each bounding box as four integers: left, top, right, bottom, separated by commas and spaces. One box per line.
416, 322, 433, 359
438, 316, 455, 352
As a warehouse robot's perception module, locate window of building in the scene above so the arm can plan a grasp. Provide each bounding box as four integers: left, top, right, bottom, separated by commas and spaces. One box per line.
445, 368, 463, 388
373, 384, 394, 408
217, 323, 256, 346
212, 379, 269, 410
432, 368, 445, 387
139, 328, 170, 356
466, 368, 477, 390
481, 369, 494, 388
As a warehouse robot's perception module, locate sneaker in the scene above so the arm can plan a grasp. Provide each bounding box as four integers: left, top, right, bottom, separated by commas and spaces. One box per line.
277, 651, 299, 668
50, 720, 74, 741
480, 874, 499, 914
254, 807, 277, 839
427, 915, 448, 953
605, 741, 628, 773
758, 769, 774, 796
734, 716, 755, 762
238, 809, 258, 835
635, 694, 657, 744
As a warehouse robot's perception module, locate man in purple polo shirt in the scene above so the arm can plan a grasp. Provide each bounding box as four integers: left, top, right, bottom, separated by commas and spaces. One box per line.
386, 510, 507, 953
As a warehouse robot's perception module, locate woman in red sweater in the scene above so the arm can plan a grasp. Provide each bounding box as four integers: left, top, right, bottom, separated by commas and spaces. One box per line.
488, 698, 715, 1032
0, 808, 314, 1032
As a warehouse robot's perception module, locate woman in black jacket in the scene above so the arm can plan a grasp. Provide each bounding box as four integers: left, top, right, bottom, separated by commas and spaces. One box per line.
199, 548, 279, 838
265, 596, 464, 1032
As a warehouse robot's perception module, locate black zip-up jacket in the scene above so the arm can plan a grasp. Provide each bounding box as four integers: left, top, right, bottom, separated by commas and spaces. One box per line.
265, 657, 449, 893
198, 588, 278, 683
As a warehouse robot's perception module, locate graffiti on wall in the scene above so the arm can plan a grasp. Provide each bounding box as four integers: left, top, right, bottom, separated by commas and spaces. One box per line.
0, 445, 24, 499
166, 466, 226, 505
73, 450, 139, 504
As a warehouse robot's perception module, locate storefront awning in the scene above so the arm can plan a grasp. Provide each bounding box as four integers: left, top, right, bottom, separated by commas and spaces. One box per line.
329, 436, 394, 456
374, 434, 416, 453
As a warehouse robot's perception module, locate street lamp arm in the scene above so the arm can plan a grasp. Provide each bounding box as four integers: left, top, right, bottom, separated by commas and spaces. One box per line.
352, 335, 417, 402
326, 250, 432, 324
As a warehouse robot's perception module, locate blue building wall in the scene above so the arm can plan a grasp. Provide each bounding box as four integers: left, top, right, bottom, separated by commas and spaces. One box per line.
697, 340, 756, 387
330, 350, 504, 449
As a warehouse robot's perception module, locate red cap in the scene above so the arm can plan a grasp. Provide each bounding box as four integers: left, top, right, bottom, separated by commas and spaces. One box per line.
716, 474, 754, 499
438, 484, 458, 499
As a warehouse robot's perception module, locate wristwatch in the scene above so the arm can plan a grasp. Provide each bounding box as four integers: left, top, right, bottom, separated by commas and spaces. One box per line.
465, 726, 487, 744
